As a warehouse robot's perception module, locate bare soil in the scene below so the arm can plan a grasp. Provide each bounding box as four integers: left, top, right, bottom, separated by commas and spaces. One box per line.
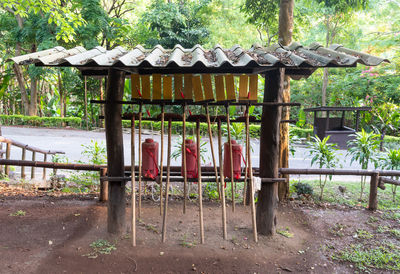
0, 183, 397, 273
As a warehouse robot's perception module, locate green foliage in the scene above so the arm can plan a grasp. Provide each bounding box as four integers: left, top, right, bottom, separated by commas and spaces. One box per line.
347, 129, 380, 200
308, 135, 339, 200
293, 182, 314, 196
380, 148, 400, 202
0, 115, 82, 128
204, 182, 219, 200
9, 210, 26, 216
140, 0, 211, 48
81, 140, 107, 165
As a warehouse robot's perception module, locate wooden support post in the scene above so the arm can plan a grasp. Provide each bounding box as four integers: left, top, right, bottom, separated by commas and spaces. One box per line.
31, 151, 36, 179
368, 172, 379, 211
243, 108, 249, 206
162, 119, 172, 243
138, 103, 143, 219
159, 105, 165, 215
217, 120, 227, 240
225, 104, 235, 211
246, 105, 258, 242
99, 168, 108, 202
104, 69, 126, 235
257, 69, 284, 236
182, 103, 187, 214
355, 111, 360, 132
42, 153, 47, 180
131, 116, 136, 246
196, 120, 205, 244
205, 105, 220, 199
21, 148, 26, 179
5, 143, 10, 175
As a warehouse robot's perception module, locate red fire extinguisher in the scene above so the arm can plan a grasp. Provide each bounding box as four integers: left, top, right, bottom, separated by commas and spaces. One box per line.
142, 138, 159, 179
224, 140, 242, 179
181, 139, 198, 178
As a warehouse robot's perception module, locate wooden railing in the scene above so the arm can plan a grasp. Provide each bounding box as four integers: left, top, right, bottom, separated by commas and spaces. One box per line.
0, 136, 65, 180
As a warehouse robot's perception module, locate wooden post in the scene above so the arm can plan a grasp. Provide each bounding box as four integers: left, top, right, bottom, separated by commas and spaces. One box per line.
225, 104, 235, 211
42, 153, 47, 180
196, 120, 205, 244
104, 69, 126, 234
162, 119, 172, 243
257, 69, 284, 235
159, 105, 165, 215
205, 105, 220, 199
182, 103, 187, 214
5, 143, 10, 175
217, 119, 227, 240
138, 103, 143, 218
31, 151, 36, 179
368, 172, 379, 211
84, 76, 88, 130
21, 148, 26, 179
99, 168, 108, 202
131, 116, 136, 246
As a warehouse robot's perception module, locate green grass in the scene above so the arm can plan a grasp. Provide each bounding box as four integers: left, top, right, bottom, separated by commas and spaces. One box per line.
276, 227, 294, 238
333, 242, 400, 271
290, 179, 400, 210
83, 239, 117, 258
9, 210, 26, 216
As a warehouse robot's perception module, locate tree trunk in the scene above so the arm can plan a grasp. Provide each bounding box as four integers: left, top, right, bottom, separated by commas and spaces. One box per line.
277, 0, 294, 201
321, 15, 330, 107
28, 78, 38, 116
105, 69, 126, 235
58, 70, 64, 117
257, 68, 284, 236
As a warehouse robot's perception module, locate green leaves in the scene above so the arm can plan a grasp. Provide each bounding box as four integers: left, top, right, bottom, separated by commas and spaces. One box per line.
347, 129, 381, 169
308, 135, 339, 169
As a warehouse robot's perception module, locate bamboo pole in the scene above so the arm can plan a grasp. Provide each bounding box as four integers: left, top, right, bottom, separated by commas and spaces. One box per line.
99, 168, 108, 202
182, 103, 187, 214
131, 116, 136, 246
243, 108, 249, 206
31, 151, 36, 179
246, 105, 258, 242
159, 105, 165, 215
205, 105, 220, 199
42, 153, 47, 180
196, 120, 205, 244
138, 103, 143, 219
5, 143, 10, 175
217, 119, 227, 240
162, 119, 172, 243
21, 148, 26, 179
225, 105, 235, 211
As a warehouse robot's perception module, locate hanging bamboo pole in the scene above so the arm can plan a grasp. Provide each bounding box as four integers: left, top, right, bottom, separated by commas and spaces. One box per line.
225, 104, 235, 211
205, 104, 220, 199
138, 103, 143, 219
182, 102, 187, 214
196, 119, 205, 244
243, 107, 250, 206
131, 115, 136, 246
159, 105, 165, 215
217, 119, 227, 240
162, 118, 172, 243
246, 105, 258, 242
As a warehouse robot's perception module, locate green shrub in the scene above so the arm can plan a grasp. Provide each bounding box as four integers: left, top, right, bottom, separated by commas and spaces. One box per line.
293, 182, 314, 195
0, 115, 81, 128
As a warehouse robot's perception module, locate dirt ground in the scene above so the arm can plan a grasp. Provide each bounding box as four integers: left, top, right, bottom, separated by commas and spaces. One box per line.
0, 184, 395, 274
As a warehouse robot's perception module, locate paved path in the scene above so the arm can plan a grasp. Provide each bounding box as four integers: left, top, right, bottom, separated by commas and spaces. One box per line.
1, 126, 368, 181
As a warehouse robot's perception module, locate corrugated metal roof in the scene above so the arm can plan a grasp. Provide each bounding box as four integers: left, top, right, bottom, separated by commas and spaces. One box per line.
9, 42, 389, 78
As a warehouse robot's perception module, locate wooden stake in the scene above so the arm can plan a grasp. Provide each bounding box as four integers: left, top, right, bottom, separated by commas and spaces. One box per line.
246, 105, 258, 242
42, 153, 47, 180
243, 108, 249, 206
182, 103, 187, 214
196, 120, 205, 244
217, 120, 227, 240
31, 151, 36, 179
21, 148, 26, 179
138, 103, 143, 219
205, 105, 220, 199
131, 116, 136, 246
162, 119, 172, 243
225, 105, 235, 211
159, 105, 165, 215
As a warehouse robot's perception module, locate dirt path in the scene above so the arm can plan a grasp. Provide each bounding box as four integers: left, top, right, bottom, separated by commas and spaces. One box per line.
0, 193, 338, 274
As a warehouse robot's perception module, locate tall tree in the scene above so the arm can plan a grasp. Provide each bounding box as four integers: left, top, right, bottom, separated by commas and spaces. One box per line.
278, 0, 294, 201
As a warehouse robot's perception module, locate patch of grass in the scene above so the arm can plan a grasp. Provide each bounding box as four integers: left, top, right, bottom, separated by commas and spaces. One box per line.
389, 229, 400, 239
9, 210, 26, 216
83, 239, 116, 258
276, 227, 294, 238
333, 243, 400, 271
376, 225, 389, 233
355, 229, 374, 239
180, 235, 197, 248
382, 211, 400, 223
329, 223, 347, 237
367, 216, 379, 224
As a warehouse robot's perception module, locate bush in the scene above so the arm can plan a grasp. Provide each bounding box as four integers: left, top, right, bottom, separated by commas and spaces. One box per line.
293, 182, 314, 196
0, 115, 82, 128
